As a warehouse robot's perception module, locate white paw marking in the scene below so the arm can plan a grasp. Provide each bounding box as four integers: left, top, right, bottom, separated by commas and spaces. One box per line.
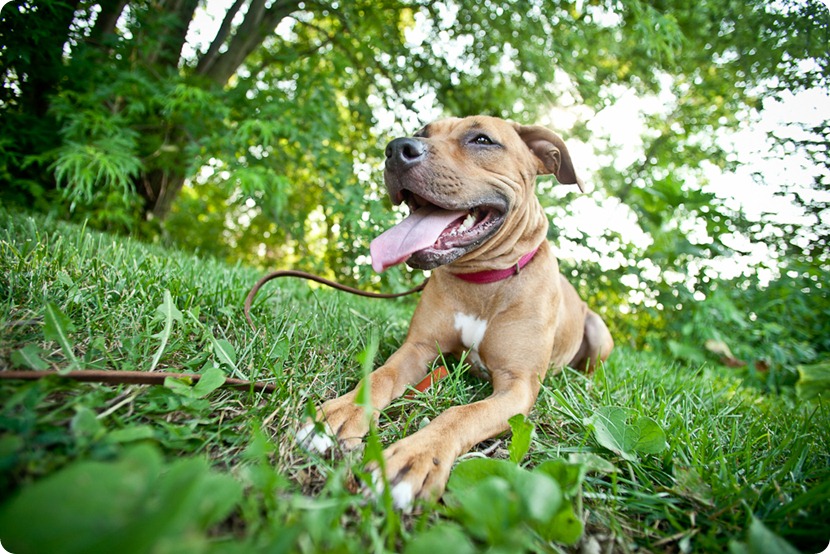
364, 469, 415, 512
390, 481, 414, 512
295, 422, 334, 454
370, 468, 384, 495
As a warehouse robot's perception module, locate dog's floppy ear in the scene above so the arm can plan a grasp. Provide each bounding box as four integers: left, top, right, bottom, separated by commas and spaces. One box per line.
514, 124, 584, 191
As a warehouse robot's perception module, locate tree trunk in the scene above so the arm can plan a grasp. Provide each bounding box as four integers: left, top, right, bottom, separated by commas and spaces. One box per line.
87, 0, 129, 48
135, 0, 301, 219
10, 0, 80, 119
138, 168, 187, 220
149, 0, 201, 67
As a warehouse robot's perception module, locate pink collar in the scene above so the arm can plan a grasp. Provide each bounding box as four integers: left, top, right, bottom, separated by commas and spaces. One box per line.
451, 246, 541, 284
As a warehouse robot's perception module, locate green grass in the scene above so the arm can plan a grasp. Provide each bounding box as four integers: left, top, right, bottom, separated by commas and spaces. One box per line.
0, 207, 828, 553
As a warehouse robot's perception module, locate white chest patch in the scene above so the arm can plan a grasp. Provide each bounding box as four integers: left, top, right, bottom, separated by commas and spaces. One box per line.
454, 312, 488, 351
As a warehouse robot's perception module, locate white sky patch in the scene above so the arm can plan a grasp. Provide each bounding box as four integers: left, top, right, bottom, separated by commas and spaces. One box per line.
548, 82, 829, 282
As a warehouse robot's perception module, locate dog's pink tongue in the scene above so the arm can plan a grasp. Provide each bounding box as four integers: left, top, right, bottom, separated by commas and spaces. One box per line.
370, 206, 466, 272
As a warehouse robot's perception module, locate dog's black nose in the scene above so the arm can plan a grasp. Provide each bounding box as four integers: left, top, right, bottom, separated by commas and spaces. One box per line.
385, 137, 426, 171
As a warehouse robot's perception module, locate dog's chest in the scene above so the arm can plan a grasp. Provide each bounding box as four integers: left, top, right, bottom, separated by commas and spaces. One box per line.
453, 312, 490, 379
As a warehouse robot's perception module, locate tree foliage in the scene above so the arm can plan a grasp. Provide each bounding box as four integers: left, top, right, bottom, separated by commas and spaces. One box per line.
0, 0, 828, 372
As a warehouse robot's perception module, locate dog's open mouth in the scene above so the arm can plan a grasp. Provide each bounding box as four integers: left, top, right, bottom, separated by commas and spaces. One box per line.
370, 194, 505, 272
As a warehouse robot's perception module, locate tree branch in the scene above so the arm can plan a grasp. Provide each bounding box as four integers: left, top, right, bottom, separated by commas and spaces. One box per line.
200, 0, 302, 86
195, 0, 247, 75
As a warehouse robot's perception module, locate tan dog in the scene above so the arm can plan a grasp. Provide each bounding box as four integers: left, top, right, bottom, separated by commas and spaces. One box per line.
297, 115, 613, 510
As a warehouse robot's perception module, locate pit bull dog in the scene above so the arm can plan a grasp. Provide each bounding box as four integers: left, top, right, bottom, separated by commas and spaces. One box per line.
297, 115, 613, 510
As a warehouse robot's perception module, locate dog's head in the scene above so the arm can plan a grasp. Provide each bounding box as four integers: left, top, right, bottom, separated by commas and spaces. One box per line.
370, 115, 582, 272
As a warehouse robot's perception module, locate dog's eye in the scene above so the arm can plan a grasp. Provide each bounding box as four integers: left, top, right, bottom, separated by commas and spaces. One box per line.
471, 134, 494, 145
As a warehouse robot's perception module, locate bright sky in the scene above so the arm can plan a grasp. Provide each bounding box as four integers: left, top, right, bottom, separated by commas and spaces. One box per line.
559, 85, 829, 279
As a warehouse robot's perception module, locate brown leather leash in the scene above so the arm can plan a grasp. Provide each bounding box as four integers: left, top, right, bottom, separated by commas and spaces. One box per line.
243, 269, 426, 330
0, 270, 425, 393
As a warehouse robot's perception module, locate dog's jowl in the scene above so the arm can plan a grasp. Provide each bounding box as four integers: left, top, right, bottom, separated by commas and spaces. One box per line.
297, 115, 614, 510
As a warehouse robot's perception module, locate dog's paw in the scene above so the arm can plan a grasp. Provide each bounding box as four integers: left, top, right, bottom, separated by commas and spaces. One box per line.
365, 435, 452, 511
295, 421, 335, 454
364, 468, 417, 512
296, 396, 373, 454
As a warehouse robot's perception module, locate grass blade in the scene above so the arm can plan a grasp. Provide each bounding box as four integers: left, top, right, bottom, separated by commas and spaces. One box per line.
43, 302, 78, 373
150, 290, 183, 371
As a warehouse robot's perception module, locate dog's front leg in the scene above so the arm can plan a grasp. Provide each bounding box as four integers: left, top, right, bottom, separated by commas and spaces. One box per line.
372, 368, 542, 510
298, 340, 437, 453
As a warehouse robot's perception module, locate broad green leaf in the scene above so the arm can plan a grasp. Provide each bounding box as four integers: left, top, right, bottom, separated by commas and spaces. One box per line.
568, 452, 618, 475
10, 344, 50, 370
634, 416, 669, 455
150, 289, 182, 371
448, 458, 518, 491
70, 406, 104, 442
796, 361, 830, 400
211, 337, 238, 372
43, 302, 78, 372
164, 366, 226, 399
511, 468, 562, 524
729, 517, 801, 554
404, 524, 476, 554
543, 504, 584, 545
673, 466, 715, 507
192, 365, 227, 397
57, 271, 74, 287
507, 413, 534, 464
536, 458, 586, 496
0, 444, 242, 554
105, 425, 156, 444
589, 407, 668, 461
165, 374, 197, 397
449, 477, 517, 543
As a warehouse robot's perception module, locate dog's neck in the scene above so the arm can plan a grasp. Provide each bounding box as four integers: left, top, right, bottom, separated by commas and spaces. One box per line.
444, 197, 549, 274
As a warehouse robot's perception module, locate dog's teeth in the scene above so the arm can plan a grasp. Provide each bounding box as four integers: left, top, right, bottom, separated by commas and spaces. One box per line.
458, 213, 476, 232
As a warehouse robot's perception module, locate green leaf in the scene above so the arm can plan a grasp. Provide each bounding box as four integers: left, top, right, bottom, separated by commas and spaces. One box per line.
404, 524, 476, 554
105, 425, 156, 444
511, 469, 562, 524
796, 361, 830, 400
165, 375, 196, 398
567, 452, 618, 475
673, 466, 715, 507
211, 337, 238, 371
164, 366, 226, 399
43, 302, 78, 372
507, 413, 534, 464
71, 406, 105, 443
0, 444, 242, 554
544, 504, 584, 545
150, 289, 182, 371
10, 344, 50, 370
448, 458, 518, 491
192, 365, 227, 398
536, 458, 586, 496
448, 477, 518, 543
589, 407, 668, 461
728, 517, 801, 554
